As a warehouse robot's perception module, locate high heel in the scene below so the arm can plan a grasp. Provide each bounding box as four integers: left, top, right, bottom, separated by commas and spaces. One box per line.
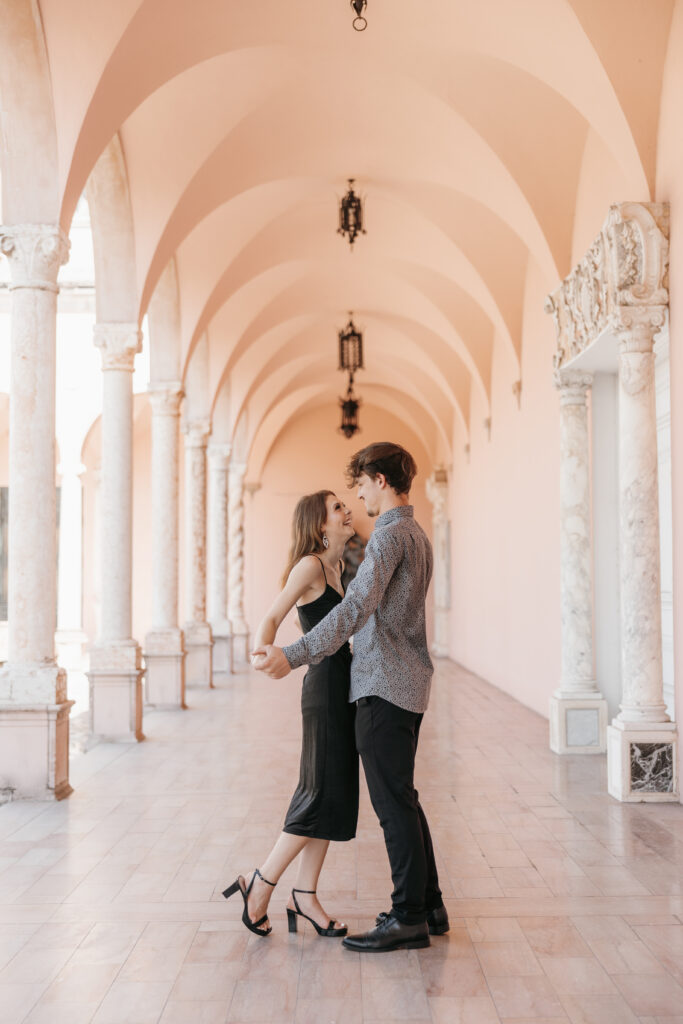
287, 888, 348, 937
222, 868, 276, 937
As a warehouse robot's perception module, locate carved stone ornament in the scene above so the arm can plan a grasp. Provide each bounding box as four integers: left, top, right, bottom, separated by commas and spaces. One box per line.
0, 224, 70, 291
183, 419, 211, 448
545, 203, 669, 371
94, 323, 142, 372
147, 382, 183, 417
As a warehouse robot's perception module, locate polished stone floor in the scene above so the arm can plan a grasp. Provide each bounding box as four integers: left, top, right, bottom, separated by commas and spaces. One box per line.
1, 660, 683, 1023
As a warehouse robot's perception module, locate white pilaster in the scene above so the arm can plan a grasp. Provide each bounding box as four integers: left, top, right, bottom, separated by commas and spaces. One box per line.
143, 384, 186, 708
0, 224, 74, 799
183, 421, 213, 687
87, 323, 144, 743
426, 469, 450, 658
228, 462, 249, 669
550, 370, 608, 754
56, 461, 87, 670
208, 443, 232, 674
607, 312, 678, 800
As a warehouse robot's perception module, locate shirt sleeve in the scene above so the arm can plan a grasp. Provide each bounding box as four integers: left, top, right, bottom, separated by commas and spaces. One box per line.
283, 528, 402, 669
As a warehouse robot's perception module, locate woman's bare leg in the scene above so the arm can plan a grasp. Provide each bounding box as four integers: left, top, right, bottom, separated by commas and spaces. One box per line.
240, 832, 309, 929
287, 837, 345, 929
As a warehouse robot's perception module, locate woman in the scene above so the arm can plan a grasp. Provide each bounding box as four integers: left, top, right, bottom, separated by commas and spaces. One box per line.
223, 490, 358, 937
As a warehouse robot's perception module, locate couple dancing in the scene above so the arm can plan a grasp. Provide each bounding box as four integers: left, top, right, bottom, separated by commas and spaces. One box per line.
223, 442, 448, 952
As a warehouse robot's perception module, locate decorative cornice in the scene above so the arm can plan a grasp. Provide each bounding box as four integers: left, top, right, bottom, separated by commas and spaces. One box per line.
147, 382, 183, 416
94, 322, 142, 372
0, 225, 70, 292
545, 202, 669, 371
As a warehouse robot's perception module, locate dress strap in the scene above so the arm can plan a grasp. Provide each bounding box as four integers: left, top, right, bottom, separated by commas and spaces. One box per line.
314, 554, 328, 584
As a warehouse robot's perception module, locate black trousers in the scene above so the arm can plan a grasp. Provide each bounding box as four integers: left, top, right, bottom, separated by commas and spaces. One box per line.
355, 695, 442, 925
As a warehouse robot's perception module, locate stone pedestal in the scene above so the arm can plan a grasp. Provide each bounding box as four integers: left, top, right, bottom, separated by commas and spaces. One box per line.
551, 370, 608, 754
607, 313, 678, 801
228, 462, 249, 671
87, 324, 144, 742
143, 384, 186, 707
426, 469, 450, 658
0, 224, 75, 799
183, 422, 213, 686
208, 444, 232, 675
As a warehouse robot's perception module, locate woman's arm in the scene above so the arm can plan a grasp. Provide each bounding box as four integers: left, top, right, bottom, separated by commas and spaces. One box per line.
252, 556, 322, 650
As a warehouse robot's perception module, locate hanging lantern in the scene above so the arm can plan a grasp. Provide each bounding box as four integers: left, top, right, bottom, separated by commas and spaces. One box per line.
339, 372, 361, 438
338, 314, 364, 374
350, 0, 367, 31
338, 179, 366, 248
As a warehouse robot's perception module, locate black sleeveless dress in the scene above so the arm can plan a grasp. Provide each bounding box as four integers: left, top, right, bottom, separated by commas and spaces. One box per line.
282, 560, 359, 842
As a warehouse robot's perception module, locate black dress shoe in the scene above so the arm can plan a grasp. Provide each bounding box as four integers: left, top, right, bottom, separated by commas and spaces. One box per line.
342, 914, 430, 952
376, 905, 449, 936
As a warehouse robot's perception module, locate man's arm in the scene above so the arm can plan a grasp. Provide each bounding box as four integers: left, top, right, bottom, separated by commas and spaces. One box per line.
282, 529, 401, 669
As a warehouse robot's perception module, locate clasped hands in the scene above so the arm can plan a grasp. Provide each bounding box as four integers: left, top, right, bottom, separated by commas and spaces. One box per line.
250, 645, 292, 679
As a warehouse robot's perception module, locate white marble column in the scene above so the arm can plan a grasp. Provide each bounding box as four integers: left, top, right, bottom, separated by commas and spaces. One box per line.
143, 384, 186, 708
426, 469, 450, 658
228, 462, 250, 670
56, 461, 87, 671
607, 312, 678, 800
183, 421, 213, 687
208, 443, 232, 674
0, 224, 74, 799
550, 370, 608, 754
87, 323, 144, 742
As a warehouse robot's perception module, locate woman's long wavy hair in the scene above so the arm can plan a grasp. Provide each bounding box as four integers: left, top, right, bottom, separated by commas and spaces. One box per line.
281, 490, 334, 587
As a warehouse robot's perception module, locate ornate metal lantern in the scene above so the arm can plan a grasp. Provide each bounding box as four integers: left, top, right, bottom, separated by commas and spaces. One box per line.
338, 314, 364, 374
339, 372, 361, 438
350, 0, 367, 31
338, 179, 365, 248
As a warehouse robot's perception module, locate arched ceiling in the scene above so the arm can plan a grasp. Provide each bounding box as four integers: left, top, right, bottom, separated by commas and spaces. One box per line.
9, 0, 674, 467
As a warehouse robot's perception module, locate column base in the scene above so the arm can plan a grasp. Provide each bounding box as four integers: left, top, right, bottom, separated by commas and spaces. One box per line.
549, 693, 608, 754
184, 622, 213, 688
143, 629, 186, 709
211, 623, 232, 674
87, 641, 144, 743
607, 720, 678, 802
231, 631, 250, 672
0, 663, 74, 800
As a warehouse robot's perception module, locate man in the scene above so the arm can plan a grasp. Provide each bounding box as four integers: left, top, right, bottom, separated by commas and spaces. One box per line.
253, 441, 448, 952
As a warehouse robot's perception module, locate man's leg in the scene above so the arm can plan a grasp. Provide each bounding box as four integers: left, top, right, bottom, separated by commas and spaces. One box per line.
413, 716, 443, 913
355, 696, 427, 924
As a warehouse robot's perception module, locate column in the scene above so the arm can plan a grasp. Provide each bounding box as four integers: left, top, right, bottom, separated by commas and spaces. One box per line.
56, 461, 87, 671
550, 370, 608, 754
426, 469, 450, 658
228, 461, 249, 669
183, 421, 213, 687
208, 443, 232, 674
0, 224, 74, 799
607, 312, 678, 800
87, 323, 144, 742
143, 384, 186, 708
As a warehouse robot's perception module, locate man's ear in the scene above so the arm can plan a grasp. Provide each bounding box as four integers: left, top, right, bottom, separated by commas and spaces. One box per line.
376, 472, 387, 490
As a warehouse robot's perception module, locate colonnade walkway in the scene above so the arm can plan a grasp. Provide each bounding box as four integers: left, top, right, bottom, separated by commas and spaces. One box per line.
1, 661, 683, 1023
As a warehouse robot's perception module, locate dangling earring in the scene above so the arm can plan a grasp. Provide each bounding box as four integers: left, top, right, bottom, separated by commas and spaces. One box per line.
322, 534, 329, 549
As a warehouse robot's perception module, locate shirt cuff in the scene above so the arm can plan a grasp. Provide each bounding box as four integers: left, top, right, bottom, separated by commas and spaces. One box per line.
283, 637, 308, 669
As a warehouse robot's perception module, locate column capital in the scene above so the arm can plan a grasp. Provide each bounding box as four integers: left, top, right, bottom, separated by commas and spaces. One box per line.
229, 461, 248, 479
183, 419, 211, 448
554, 368, 593, 404
208, 443, 233, 469
0, 224, 70, 292
616, 306, 667, 354
94, 322, 142, 372
426, 470, 448, 523
148, 381, 183, 416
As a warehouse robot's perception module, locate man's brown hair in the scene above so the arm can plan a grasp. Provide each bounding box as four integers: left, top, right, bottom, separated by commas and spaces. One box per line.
346, 442, 417, 495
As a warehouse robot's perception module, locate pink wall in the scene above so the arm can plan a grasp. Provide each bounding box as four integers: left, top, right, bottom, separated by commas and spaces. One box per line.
245, 402, 434, 653
449, 264, 561, 719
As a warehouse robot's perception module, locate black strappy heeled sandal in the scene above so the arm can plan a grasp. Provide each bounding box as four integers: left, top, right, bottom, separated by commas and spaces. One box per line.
222, 868, 276, 937
286, 887, 348, 937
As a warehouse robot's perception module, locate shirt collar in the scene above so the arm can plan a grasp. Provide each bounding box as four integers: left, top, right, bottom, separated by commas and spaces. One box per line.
376, 505, 414, 527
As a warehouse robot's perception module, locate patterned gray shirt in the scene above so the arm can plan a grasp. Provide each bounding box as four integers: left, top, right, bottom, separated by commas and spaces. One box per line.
283, 505, 434, 713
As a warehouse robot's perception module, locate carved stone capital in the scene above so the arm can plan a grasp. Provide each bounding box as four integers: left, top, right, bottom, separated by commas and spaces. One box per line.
229, 461, 248, 483
183, 419, 211, 448
554, 368, 593, 405
546, 202, 669, 371
615, 306, 667, 354
147, 382, 183, 417
426, 470, 448, 524
0, 225, 70, 291
208, 443, 232, 469
94, 323, 142, 372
